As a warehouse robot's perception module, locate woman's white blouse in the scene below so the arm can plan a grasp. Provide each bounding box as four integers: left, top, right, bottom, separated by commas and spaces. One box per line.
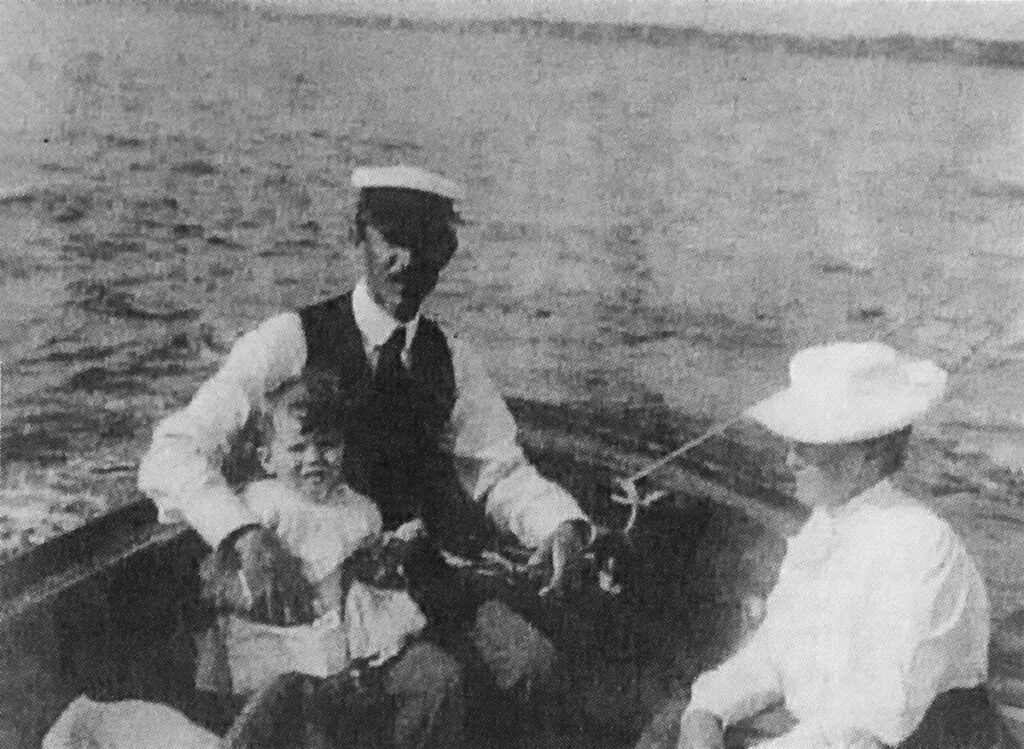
688, 479, 990, 748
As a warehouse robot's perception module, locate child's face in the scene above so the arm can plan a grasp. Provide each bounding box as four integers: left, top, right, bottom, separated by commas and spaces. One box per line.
261, 409, 344, 494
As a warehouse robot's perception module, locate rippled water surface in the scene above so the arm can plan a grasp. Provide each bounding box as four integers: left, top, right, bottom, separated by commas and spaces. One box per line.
3, 0, 1024, 677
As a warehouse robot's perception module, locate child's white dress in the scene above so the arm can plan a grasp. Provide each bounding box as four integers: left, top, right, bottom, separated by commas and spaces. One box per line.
220, 480, 426, 694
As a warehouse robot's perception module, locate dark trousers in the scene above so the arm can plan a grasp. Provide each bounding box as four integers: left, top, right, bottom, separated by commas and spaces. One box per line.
378, 640, 466, 749
635, 686, 1016, 749
404, 548, 564, 748
342, 597, 558, 749
206, 588, 558, 748
207, 643, 462, 749
448, 599, 562, 747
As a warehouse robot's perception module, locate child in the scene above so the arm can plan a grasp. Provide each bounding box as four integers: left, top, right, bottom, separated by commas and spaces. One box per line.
197, 371, 426, 698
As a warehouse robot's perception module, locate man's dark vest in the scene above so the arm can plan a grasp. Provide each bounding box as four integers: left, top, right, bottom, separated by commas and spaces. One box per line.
298, 292, 457, 531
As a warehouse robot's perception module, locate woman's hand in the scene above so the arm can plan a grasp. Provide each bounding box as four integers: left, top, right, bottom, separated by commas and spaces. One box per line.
677, 709, 725, 749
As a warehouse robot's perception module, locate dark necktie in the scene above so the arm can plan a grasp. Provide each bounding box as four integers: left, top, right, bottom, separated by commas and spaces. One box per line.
374, 325, 407, 392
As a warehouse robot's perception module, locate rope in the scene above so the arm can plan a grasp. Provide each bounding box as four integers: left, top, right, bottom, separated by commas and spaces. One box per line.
619, 413, 747, 487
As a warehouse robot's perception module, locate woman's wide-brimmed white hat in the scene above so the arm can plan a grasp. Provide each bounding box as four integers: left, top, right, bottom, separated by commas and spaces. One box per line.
746, 341, 948, 444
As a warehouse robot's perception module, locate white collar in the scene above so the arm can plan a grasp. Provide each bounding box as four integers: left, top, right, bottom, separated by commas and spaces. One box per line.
823, 477, 899, 523
352, 278, 420, 354
787, 478, 899, 567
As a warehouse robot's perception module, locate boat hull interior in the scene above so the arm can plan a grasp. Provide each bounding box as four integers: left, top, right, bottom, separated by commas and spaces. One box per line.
0, 399, 796, 747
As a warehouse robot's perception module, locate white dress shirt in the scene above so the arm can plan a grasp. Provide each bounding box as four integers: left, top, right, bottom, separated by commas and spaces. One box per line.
138, 278, 587, 549
687, 479, 990, 749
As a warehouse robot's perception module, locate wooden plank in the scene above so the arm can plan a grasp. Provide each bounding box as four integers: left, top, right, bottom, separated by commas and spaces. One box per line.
0, 508, 192, 627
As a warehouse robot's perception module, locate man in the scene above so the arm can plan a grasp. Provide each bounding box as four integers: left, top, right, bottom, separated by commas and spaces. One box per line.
139, 165, 593, 746
639, 341, 1005, 749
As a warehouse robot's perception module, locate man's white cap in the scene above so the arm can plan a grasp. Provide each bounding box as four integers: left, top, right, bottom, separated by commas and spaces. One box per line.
351, 165, 465, 202
746, 341, 948, 444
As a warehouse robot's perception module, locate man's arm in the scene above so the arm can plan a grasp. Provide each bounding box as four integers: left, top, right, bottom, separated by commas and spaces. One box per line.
137, 312, 307, 547
444, 336, 588, 550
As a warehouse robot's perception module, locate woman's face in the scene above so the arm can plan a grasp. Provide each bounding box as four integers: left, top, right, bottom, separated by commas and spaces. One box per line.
786, 441, 867, 509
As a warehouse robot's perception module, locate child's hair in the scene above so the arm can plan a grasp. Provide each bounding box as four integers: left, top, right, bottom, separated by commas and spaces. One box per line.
222, 369, 349, 485
256, 369, 350, 448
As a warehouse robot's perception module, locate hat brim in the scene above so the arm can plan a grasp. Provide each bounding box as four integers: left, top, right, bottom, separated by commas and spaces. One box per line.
746, 387, 935, 444
352, 166, 465, 202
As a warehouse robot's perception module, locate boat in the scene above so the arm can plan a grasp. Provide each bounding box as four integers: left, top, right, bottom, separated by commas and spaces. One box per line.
0, 397, 1015, 747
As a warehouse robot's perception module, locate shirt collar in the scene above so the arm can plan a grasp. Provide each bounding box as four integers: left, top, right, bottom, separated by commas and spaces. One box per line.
787, 478, 897, 567
352, 278, 420, 353
824, 477, 897, 523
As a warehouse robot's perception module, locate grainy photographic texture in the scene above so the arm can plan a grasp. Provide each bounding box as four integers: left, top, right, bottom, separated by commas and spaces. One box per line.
2, 1, 1024, 747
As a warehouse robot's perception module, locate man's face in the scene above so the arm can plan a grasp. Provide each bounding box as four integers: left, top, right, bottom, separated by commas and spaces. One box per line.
360, 223, 456, 322
786, 441, 867, 509
260, 409, 344, 497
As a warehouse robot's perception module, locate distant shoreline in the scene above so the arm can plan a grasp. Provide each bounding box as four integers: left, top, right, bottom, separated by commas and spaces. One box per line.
157, 0, 1024, 70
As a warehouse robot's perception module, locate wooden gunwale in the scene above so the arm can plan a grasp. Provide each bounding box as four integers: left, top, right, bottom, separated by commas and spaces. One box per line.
0, 399, 799, 628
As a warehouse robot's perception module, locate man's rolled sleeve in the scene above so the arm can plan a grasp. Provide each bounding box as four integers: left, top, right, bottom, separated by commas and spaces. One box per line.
137, 312, 307, 547
485, 460, 588, 550
446, 337, 587, 549
139, 429, 260, 546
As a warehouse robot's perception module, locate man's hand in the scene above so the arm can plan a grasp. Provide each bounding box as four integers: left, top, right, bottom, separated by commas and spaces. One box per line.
677, 709, 725, 749
231, 527, 318, 625
527, 519, 591, 597
391, 518, 426, 543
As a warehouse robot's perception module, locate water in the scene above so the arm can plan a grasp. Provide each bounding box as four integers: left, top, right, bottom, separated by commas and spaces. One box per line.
2, 0, 1024, 679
